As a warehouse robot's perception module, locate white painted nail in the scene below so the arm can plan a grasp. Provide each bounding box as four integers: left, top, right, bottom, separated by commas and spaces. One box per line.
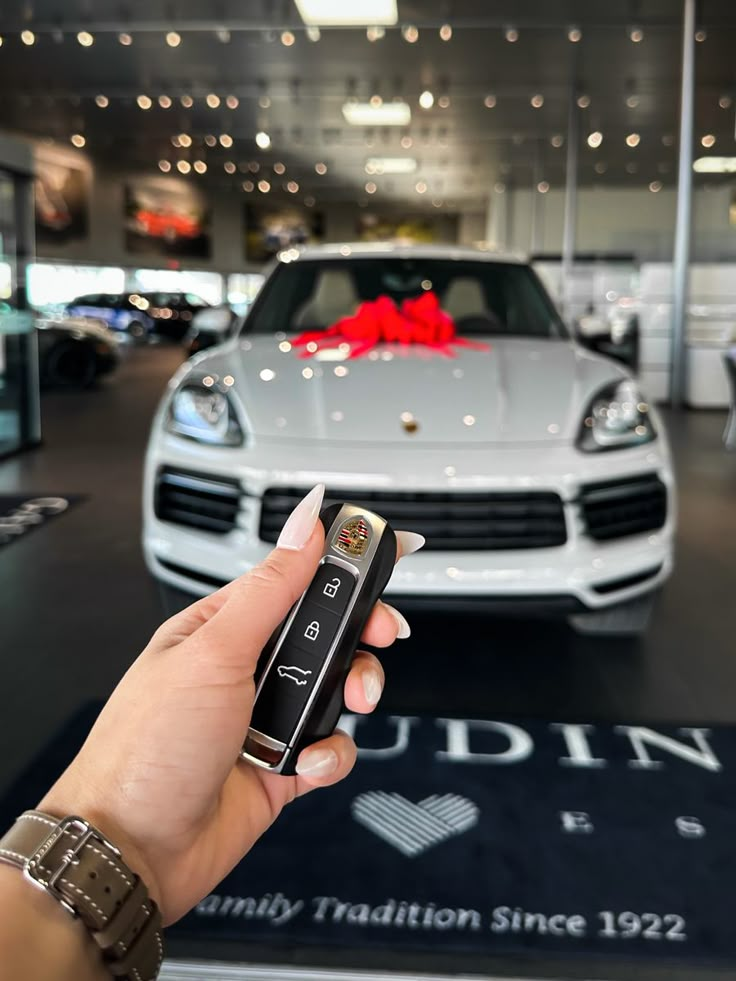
382, 603, 411, 639
362, 669, 383, 706
277, 484, 325, 550
396, 530, 426, 556
295, 747, 338, 777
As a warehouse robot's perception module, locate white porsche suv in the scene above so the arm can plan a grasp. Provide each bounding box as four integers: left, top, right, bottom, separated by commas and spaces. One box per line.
143, 245, 674, 635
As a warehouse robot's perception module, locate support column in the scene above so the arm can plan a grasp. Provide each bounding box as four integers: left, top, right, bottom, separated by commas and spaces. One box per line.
561, 85, 579, 320
485, 186, 508, 250
670, 0, 696, 407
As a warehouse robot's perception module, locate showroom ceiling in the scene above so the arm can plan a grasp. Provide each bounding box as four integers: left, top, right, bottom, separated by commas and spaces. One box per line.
1, 0, 736, 208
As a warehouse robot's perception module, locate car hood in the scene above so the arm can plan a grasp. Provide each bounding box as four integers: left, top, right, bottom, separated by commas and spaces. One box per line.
204, 335, 627, 445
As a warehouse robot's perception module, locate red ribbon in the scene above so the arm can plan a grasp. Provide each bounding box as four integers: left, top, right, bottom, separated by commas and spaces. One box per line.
291, 291, 491, 359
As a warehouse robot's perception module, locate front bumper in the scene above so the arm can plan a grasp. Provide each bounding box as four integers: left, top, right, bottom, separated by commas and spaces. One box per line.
143, 434, 675, 614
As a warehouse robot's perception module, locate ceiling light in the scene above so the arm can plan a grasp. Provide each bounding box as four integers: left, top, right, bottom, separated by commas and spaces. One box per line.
626, 132, 640, 147
440, 24, 452, 40
21, 30, 35, 45
193, 160, 207, 174
158, 95, 172, 108
567, 26, 582, 42
216, 28, 231, 43
402, 25, 419, 43
504, 27, 519, 42
248, 161, 260, 172
315, 161, 327, 174
226, 94, 239, 109
537, 181, 550, 193
273, 161, 286, 174
224, 161, 236, 174
365, 181, 377, 193
295, 0, 397, 26
494, 182, 505, 193
649, 180, 663, 192
719, 95, 732, 109
531, 94, 544, 108
204, 135, 217, 147
370, 94, 383, 107
137, 95, 152, 110
178, 133, 192, 148
419, 90, 434, 109
0, 37, 4, 47
118, 32, 133, 45
281, 30, 295, 45
625, 162, 638, 174
484, 94, 496, 108
693, 156, 736, 173
258, 95, 272, 109
287, 180, 299, 192
626, 94, 640, 108
159, 160, 171, 172
177, 160, 191, 174
77, 31, 94, 46
695, 29, 707, 42
342, 101, 411, 126
438, 95, 450, 109
701, 134, 716, 148
166, 31, 181, 47
242, 180, 255, 191
400, 135, 412, 149
577, 94, 591, 108
258, 180, 271, 192
95, 95, 109, 108
305, 195, 316, 207
366, 156, 417, 174
366, 26, 386, 41
180, 94, 193, 108
220, 134, 233, 147
415, 180, 427, 194
550, 134, 564, 147
662, 134, 674, 147
587, 131, 603, 148
255, 131, 271, 149
629, 27, 644, 42
307, 27, 321, 41
206, 93, 221, 108
70, 134, 86, 148
594, 161, 607, 174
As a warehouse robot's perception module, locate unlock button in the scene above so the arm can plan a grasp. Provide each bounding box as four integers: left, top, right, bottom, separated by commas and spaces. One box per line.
289, 601, 342, 659
307, 562, 356, 617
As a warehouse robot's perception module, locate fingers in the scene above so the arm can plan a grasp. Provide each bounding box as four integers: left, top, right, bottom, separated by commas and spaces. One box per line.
360, 600, 410, 647
293, 729, 357, 794
395, 530, 425, 561
344, 650, 384, 713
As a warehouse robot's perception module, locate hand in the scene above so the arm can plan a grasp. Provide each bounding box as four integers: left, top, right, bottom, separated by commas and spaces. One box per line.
39, 486, 422, 925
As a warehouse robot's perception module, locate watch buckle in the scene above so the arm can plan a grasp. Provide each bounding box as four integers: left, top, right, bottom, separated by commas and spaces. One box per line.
25, 816, 121, 916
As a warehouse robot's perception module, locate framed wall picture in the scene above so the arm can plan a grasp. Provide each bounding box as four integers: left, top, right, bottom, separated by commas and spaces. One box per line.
125, 178, 211, 258
244, 203, 324, 262
34, 159, 89, 245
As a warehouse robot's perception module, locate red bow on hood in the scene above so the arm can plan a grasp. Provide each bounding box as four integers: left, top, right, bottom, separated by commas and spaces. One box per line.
291, 291, 490, 359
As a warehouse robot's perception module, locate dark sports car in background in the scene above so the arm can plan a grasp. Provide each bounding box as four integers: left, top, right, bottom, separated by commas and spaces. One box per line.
37, 317, 119, 388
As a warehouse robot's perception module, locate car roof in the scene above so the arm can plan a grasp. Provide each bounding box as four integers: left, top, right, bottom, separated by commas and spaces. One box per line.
289, 242, 527, 264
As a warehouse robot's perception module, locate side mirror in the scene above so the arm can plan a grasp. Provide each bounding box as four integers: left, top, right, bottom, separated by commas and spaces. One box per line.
575, 314, 610, 340
190, 306, 233, 334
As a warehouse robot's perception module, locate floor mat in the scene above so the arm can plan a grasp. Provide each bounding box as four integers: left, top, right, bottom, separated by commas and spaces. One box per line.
0, 494, 83, 548
1, 704, 733, 967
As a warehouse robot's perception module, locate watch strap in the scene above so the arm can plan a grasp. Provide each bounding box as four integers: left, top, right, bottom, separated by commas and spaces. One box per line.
0, 810, 163, 980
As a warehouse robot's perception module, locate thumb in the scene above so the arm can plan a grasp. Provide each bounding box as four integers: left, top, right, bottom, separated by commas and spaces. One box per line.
198, 485, 326, 668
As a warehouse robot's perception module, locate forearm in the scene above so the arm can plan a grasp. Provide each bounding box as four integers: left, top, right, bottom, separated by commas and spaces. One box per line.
0, 864, 108, 981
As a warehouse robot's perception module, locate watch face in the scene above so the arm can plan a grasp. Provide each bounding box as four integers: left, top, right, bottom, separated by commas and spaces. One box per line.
334, 515, 371, 558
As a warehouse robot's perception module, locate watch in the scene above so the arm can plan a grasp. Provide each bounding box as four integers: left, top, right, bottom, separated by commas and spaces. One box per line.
0, 810, 164, 980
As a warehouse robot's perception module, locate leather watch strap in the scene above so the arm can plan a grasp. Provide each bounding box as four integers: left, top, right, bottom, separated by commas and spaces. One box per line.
0, 810, 164, 980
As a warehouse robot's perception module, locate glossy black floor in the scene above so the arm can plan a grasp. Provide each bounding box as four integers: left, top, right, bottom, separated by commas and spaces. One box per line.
1, 344, 735, 981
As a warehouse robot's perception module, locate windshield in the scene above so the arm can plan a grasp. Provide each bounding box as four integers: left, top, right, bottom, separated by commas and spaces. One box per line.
244, 257, 566, 339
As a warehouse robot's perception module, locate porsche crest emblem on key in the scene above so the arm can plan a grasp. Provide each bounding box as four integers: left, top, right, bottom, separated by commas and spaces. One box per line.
334, 516, 371, 558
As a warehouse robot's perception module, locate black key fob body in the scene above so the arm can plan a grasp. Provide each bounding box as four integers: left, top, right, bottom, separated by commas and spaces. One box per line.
241, 502, 397, 775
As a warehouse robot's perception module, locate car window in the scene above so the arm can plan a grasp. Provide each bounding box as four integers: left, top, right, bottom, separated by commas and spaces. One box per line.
244, 258, 566, 339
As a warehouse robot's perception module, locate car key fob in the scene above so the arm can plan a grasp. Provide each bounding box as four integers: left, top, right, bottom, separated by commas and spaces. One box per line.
241, 502, 397, 775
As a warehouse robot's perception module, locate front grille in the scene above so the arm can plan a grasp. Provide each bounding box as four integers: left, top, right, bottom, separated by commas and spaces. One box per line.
155, 468, 241, 535
580, 473, 667, 542
259, 487, 567, 551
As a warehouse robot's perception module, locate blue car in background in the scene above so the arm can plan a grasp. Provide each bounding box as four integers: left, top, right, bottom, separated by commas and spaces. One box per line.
64, 293, 155, 339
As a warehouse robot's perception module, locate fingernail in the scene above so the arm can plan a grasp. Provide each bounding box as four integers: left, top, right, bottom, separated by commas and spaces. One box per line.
277, 484, 325, 550
295, 747, 338, 777
382, 603, 411, 639
396, 530, 425, 556
362, 669, 383, 706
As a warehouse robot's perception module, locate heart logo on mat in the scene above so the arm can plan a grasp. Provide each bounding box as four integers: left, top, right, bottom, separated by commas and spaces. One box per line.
351, 792, 479, 858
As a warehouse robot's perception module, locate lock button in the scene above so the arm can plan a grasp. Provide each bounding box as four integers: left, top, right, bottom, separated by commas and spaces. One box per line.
288, 601, 342, 659
308, 562, 356, 617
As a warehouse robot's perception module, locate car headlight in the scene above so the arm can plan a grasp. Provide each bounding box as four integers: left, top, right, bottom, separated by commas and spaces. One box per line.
166, 381, 244, 446
578, 379, 656, 452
